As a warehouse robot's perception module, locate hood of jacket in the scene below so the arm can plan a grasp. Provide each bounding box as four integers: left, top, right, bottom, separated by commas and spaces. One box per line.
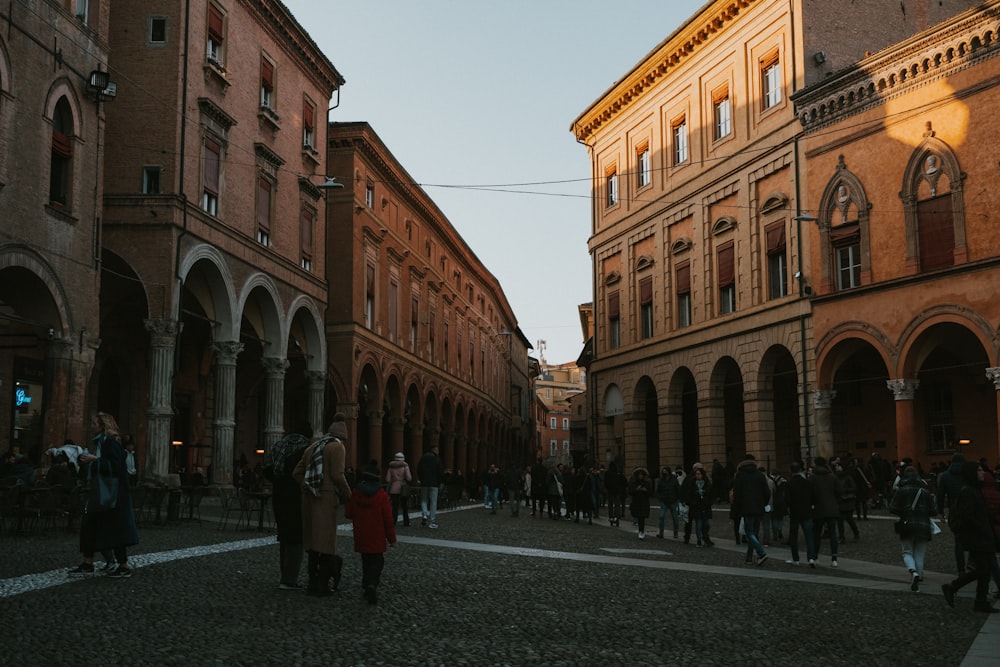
737, 459, 758, 474
357, 479, 383, 497
388, 460, 408, 470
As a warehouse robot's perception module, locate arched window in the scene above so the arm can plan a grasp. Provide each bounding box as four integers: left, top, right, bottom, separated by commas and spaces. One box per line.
50, 97, 74, 208
899, 125, 967, 272
818, 156, 871, 293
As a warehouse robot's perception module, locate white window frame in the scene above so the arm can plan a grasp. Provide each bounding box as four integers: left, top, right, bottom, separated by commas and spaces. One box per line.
673, 118, 688, 165
837, 243, 862, 290
637, 146, 650, 188
763, 57, 782, 109
714, 93, 732, 140
606, 170, 618, 208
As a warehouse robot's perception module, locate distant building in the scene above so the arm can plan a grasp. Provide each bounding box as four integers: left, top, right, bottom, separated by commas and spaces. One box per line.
324, 122, 531, 473
570, 0, 987, 474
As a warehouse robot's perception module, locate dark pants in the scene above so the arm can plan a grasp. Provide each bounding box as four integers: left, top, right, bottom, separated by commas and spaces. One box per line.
950, 549, 992, 604
361, 552, 385, 590
788, 516, 816, 562
548, 494, 561, 517
79, 511, 117, 563
837, 511, 859, 540
279, 542, 303, 586
390, 493, 410, 526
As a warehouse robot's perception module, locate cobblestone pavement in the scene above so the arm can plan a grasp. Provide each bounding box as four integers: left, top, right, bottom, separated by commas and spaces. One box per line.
2, 502, 997, 666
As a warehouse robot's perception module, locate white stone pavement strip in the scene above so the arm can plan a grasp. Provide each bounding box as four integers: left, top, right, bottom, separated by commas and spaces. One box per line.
0, 535, 274, 599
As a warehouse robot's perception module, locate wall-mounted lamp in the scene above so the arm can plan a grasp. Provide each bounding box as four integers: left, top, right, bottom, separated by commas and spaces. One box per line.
958, 439, 971, 446
86, 70, 117, 102
171, 440, 183, 447
813, 51, 826, 65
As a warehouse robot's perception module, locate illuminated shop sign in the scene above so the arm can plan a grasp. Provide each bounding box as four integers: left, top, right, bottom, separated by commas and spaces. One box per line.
15, 387, 33, 407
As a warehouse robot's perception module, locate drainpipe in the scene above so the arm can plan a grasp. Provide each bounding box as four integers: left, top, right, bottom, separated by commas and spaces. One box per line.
172, 0, 192, 319
577, 134, 599, 467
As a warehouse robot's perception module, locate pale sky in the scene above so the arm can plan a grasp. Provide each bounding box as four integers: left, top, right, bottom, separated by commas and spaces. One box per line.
284, 0, 706, 365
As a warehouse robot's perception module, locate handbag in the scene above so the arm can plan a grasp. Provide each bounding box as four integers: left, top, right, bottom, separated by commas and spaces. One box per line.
89, 462, 119, 511
677, 503, 690, 523
930, 518, 942, 536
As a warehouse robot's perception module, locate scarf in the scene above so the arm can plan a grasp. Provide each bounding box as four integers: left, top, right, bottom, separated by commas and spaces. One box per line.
303, 435, 337, 497
266, 434, 310, 477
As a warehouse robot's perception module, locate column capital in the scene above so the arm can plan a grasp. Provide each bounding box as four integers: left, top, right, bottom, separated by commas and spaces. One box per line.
305, 370, 326, 385
261, 356, 290, 376
886, 378, 920, 401
144, 318, 183, 346
812, 389, 837, 410
368, 410, 384, 426
986, 367, 1000, 390
212, 340, 244, 364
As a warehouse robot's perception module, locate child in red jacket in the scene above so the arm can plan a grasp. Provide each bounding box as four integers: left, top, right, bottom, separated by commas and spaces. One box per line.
345, 464, 397, 604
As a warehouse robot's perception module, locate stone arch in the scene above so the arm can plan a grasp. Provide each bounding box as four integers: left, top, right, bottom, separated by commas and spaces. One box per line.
237, 274, 285, 350
177, 244, 237, 339
0, 245, 72, 334
286, 295, 325, 373
816, 323, 894, 389
896, 307, 997, 378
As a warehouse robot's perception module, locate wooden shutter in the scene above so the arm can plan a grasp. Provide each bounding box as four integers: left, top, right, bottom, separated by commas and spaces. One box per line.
639, 277, 653, 304
717, 242, 735, 287
607, 291, 620, 318
208, 5, 224, 41
765, 222, 786, 255
52, 130, 73, 158
204, 139, 221, 195
300, 207, 314, 259
303, 101, 314, 131
917, 197, 954, 270
261, 58, 273, 92
366, 264, 375, 299
830, 222, 859, 244
676, 262, 691, 295
256, 178, 271, 232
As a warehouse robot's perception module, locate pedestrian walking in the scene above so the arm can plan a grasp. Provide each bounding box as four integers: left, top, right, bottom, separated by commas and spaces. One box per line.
262, 423, 311, 590
937, 452, 969, 574
889, 466, 937, 592
683, 466, 714, 546
785, 462, 816, 567
417, 445, 444, 528
628, 467, 651, 539
386, 452, 412, 527
604, 462, 627, 527
656, 465, 680, 539
811, 456, 841, 567
732, 454, 771, 566
292, 414, 352, 597
941, 462, 999, 613
345, 463, 397, 604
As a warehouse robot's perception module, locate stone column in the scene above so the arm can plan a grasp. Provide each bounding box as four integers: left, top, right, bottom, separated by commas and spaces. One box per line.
453, 434, 466, 476
439, 429, 454, 473
144, 318, 182, 481
43, 333, 96, 449
409, 419, 425, 467
305, 370, 325, 439
811, 390, 836, 463
388, 415, 405, 459
986, 368, 1000, 454
211, 341, 242, 486
367, 409, 384, 467
261, 357, 289, 452
887, 379, 920, 463
742, 387, 775, 464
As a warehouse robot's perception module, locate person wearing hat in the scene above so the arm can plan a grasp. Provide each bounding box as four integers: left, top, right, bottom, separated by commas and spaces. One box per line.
385, 452, 412, 527
293, 414, 352, 596
345, 463, 397, 604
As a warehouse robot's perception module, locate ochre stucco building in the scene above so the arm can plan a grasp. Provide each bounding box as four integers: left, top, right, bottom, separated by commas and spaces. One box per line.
570, 0, 986, 474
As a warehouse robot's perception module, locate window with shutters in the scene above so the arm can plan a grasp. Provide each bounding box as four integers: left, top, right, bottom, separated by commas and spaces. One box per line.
202, 137, 221, 216
917, 196, 955, 271
49, 97, 74, 208
672, 115, 688, 166
388, 279, 399, 342
712, 85, 731, 141
260, 56, 275, 111
765, 222, 787, 299
760, 51, 781, 110
300, 206, 315, 271
365, 264, 375, 329
636, 143, 651, 189
676, 261, 691, 328
142, 166, 162, 194
206, 4, 225, 68
256, 176, 272, 245
606, 168, 618, 208
832, 223, 861, 290
365, 177, 375, 208
410, 296, 419, 352
639, 276, 653, 339
717, 242, 735, 315
302, 99, 316, 150
607, 290, 621, 349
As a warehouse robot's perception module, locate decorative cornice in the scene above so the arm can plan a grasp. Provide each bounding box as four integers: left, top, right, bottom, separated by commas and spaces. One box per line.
254, 142, 285, 169
197, 97, 237, 130
794, 2, 1000, 131
571, 0, 757, 142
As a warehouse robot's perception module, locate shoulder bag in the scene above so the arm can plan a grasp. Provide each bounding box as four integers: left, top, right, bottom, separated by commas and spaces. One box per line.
893, 489, 921, 537
89, 460, 119, 511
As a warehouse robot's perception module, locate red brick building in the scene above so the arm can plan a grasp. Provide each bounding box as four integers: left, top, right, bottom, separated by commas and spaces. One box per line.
98, 0, 343, 482
0, 0, 111, 456
323, 122, 533, 474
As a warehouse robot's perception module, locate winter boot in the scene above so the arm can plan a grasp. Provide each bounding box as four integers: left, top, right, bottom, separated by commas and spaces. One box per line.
330, 554, 343, 591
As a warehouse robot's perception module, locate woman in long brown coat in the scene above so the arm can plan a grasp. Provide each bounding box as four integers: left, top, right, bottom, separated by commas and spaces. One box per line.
292, 414, 352, 596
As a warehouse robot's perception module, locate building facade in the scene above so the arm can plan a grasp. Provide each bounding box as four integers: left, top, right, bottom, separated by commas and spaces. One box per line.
0, 0, 111, 457
794, 1, 1000, 466
570, 0, 984, 475
324, 122, 532, 475
99, 0, 343, 482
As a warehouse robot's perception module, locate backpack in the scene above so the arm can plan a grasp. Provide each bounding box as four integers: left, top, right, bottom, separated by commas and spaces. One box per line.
947, 487, 970, 533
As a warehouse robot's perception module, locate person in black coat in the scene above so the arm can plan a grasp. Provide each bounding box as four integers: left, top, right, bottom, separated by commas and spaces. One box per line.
732, 455, 771, 565
628, 467, 651, 539
810, 456, 841, 567
604, 462, 627, 527
785, 462, 816, 566
263, 424, 311, 589
941, 462, 999, 613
